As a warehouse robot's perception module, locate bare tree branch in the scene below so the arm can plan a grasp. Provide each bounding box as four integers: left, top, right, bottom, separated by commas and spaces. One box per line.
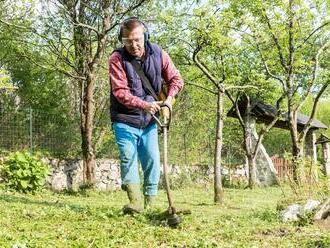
105, 0, 147, 34
295, 41, 330, 112
262, 8, 288, 71
252, 91, 285, 159
219, 53, 226, 83
287, 1, 295, 90
252, 113, 281, 160
19, 52, 85, 80
0, 18, 31, 31
186, 82, 217, 95
296, 21, 330, 50
225, 91, 245, 129
192, 45, 219, 87
1, 16, 79, 73
89, 1, 111, 70
226, 85, 259, 90
253, 38, 285, 90
299, 78, 330, 142
72, 21, 100, 34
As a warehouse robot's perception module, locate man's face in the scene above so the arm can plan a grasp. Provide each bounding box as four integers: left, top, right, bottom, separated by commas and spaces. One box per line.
122, 26, 145, 58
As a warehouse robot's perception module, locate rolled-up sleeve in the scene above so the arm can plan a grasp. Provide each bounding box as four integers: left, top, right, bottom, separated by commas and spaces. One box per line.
161, 51, 184, 97
109, 52, 148, 109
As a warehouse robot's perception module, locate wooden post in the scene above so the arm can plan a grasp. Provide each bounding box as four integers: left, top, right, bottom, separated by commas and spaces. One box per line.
305, 129, 317, 163
322, 142, 330, 177
316, 134, 330, 178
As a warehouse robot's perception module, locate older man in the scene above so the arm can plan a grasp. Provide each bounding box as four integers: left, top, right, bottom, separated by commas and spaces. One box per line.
109, 17, 184, 214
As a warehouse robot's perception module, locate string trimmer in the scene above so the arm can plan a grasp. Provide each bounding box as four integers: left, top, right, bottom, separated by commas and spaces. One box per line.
152, 103, 182, 227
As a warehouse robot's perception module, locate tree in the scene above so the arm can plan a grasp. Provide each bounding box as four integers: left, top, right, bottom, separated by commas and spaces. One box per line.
164, 3, 251, 200
1, 0, 148, 184
175, 1, 283, 189
231, 0, 330, 182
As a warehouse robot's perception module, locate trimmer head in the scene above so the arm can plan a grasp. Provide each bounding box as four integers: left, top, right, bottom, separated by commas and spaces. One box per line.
167, 213, 182, 227
165, 206, 183, 227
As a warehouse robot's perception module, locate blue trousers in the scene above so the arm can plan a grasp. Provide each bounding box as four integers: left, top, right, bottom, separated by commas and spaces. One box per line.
112, 122, 160, 196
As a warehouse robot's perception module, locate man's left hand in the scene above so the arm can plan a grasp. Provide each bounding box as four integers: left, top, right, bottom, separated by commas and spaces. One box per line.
163, 96, 173, 110
161, 96, 173, 119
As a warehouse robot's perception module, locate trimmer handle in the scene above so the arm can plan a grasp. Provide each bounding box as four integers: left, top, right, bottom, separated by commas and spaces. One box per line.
151, 102, 172, 128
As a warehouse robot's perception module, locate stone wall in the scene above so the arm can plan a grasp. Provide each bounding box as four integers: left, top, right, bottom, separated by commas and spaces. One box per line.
46, 158, 122, 191
47, 159, 213, 191
46, 159, 250, 191
0, 157, 250, 191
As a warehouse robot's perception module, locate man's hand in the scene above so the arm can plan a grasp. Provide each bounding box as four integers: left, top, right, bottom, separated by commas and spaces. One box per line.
145, 101, 162, 114
163, 96, 173, 111
161, 96, 173, 119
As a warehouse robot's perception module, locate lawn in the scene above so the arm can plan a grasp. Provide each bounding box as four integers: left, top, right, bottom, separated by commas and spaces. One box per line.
0, 185, 329, 247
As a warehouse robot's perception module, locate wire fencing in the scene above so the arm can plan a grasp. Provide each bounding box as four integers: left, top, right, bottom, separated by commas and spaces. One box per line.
0, 105, 245, 166
0, 107, 81, 157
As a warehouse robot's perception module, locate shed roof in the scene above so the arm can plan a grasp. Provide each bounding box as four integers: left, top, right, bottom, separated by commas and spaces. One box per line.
227, 99, 328, 130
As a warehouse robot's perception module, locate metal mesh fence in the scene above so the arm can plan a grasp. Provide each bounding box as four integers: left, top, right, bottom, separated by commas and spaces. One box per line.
0, 105, 246, 165
0, 107, 81, 157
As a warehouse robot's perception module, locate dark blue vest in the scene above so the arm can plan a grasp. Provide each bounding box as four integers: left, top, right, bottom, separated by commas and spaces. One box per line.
110, 42, 163, 128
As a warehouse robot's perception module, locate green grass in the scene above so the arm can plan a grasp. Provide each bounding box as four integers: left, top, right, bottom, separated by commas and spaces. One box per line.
0, 185, 329, 248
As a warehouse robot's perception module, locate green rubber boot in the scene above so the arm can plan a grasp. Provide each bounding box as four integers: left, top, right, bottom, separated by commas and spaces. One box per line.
122, 184, 143, 215
144, 195, 157, 210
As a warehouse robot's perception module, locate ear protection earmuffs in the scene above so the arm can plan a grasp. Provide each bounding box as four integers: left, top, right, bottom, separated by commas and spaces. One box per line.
118, 17, 150, 43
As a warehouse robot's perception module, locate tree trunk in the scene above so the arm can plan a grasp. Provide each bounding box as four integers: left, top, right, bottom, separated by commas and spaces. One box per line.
81, 71, 96, 184
247, 155, 257, 188
288, 109, 302, 182
243, 96, 258, 188
72, 4, 96, 185
314, 197, 330, 220
214, 91, 224, 204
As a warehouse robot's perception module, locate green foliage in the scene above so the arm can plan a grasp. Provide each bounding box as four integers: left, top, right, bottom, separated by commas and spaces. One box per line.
283, 153, 328, 192
253, 209, 279, 222
159, 173, 194, 190
317, 99, 330, 139
263, 128, 292, 156
231, 0, 330, 154
0, 151, 49, 193
222, 174, 248, 189
0, 69, 12, 88
305, 236, 330, 248
0, 2, 83, 157
296, 210, 315, 227
158, 165, 212, 190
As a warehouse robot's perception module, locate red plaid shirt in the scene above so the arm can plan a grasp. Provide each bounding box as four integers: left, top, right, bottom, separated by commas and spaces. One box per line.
109, 50, 184, 109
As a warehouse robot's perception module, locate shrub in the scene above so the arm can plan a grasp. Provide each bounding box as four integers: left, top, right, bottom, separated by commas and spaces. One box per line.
283, 152, 329, 199
0, 151, 49, 193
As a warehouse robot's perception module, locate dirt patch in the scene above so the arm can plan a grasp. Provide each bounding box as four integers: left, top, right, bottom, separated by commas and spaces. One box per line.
259, 227, 303, 238
314, 217, 330, 230
260, 228, 290, 237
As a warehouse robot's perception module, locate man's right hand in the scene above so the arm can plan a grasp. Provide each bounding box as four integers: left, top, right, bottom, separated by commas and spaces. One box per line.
145, 101, 162, 115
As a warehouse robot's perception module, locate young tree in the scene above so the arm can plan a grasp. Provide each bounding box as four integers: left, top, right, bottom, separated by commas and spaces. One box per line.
165, 3, 256, 198
231, 0, 330, 182
180, 3, 283, 189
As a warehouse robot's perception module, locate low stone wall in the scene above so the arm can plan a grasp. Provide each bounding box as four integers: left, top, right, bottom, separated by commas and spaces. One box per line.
46, 158, 122, 191
1, 157, 250, 191
46, 159, 248, 191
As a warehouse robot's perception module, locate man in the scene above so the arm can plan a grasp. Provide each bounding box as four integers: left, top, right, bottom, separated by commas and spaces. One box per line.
109, 17, 184, 214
